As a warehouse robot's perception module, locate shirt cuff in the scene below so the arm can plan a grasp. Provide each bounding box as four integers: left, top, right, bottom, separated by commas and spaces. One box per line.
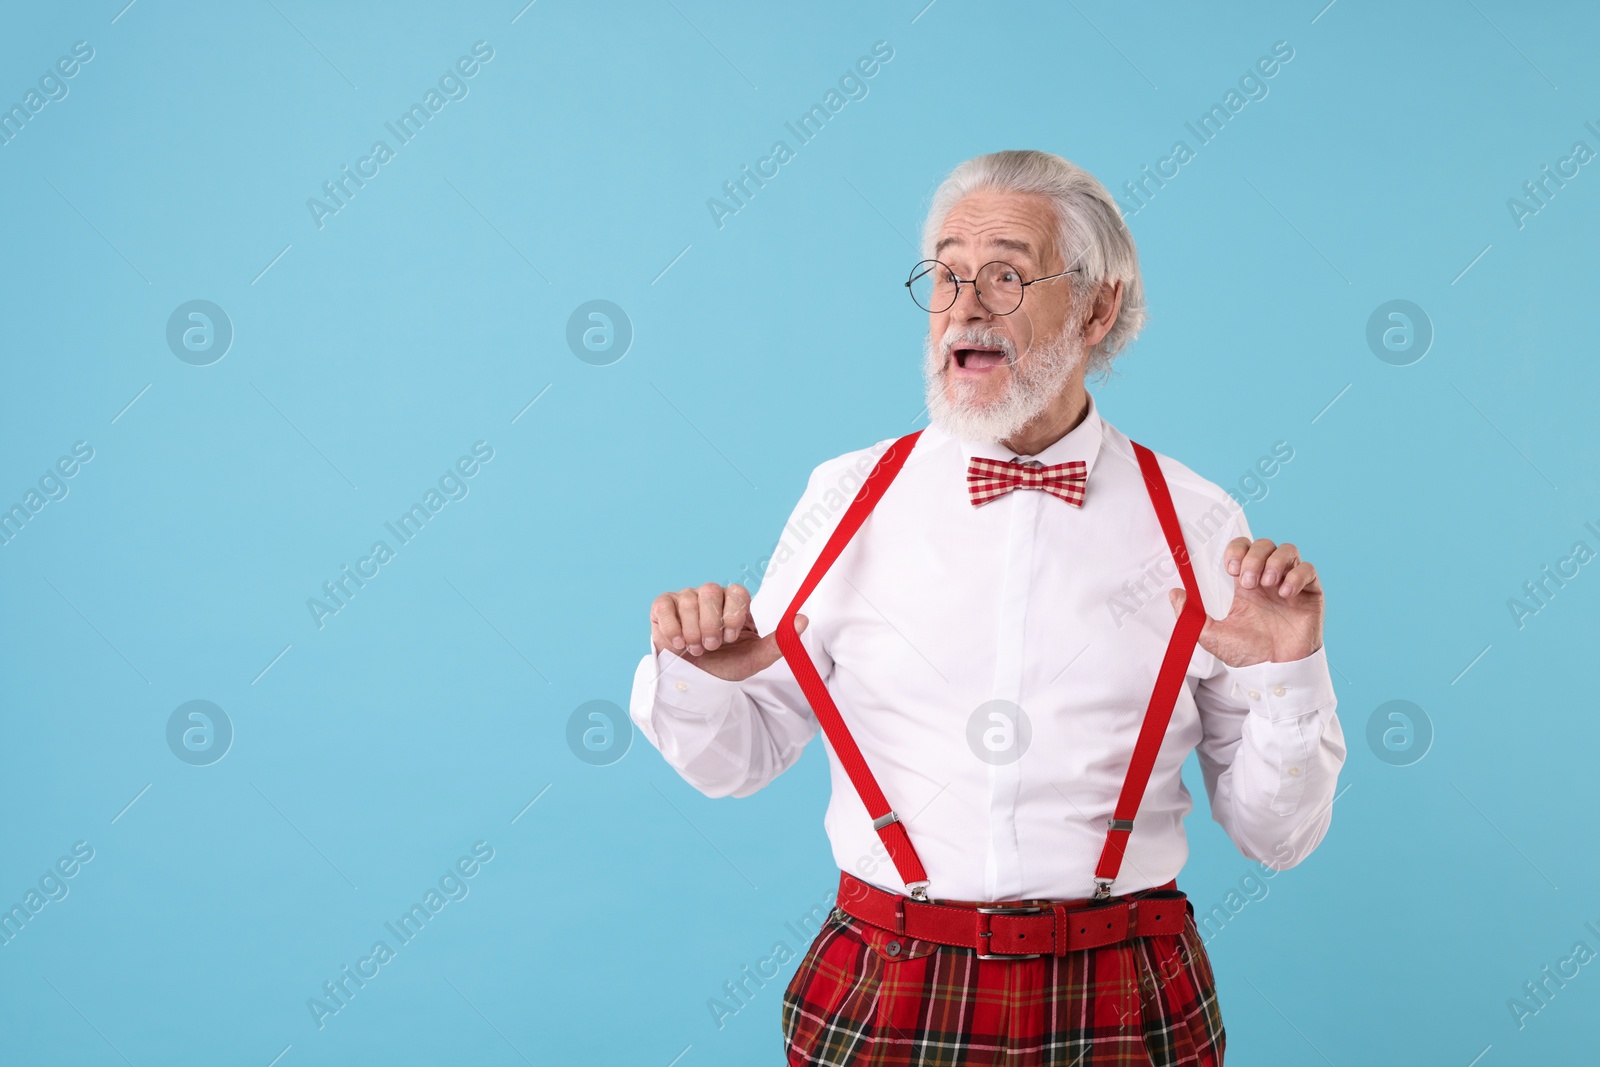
648, 644, 748, 716
1224, 644, 1336, 721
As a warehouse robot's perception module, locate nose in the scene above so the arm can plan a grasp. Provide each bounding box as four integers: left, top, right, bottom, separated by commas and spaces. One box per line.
950, 276, 995, 323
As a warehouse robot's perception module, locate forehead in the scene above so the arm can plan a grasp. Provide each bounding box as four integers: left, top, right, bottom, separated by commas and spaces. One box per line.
934, 190, 1057, 264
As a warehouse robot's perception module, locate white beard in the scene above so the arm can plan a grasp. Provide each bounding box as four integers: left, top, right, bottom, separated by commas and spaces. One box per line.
922, 322, 1088, 445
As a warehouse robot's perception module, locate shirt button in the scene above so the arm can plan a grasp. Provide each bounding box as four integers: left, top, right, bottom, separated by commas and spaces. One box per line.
1288, 767, 1301, 776
1247, 689, 1261, 700
674, 681, 689, 692
885, 940, 902, 957
1273, 685, 1287, 697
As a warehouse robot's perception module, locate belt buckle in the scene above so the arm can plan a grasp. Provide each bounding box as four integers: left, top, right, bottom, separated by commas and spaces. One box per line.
974, 903, 1047, 960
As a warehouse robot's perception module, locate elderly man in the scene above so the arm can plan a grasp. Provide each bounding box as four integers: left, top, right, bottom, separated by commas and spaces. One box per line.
630, 149, 1345, 1066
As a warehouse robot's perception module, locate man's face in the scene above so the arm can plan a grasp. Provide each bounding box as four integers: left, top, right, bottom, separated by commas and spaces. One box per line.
922, 189, 1086, 443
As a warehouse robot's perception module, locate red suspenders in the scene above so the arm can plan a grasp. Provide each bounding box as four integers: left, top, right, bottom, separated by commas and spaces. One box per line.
773, 431, 1206, 903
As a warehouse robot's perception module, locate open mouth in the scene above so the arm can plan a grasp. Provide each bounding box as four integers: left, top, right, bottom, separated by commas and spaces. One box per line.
953, 346, 1008, 371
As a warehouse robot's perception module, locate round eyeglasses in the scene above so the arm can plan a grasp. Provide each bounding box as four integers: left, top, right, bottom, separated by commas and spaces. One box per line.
905, 259, 1081, 315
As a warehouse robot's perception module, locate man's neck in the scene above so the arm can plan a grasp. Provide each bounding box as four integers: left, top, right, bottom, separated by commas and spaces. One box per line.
1000, 378, 1089, 457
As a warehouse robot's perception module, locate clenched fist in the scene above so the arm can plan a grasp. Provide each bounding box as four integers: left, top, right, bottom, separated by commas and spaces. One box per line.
649, 582, 808, 683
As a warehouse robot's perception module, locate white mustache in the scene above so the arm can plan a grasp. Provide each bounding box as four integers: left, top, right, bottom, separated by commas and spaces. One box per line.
938, 326, 1016, 366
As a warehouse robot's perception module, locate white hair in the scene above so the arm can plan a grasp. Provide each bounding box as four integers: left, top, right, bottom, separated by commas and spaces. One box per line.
919, 149, 1147, 378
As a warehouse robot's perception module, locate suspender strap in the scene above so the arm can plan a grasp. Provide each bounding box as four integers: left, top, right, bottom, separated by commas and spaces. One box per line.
775, 432, 1207, 905
1090, 441, 1208, 897
774, 432, 930, 896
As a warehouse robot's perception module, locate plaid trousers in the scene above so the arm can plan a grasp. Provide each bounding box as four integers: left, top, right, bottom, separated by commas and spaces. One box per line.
781, 894, 1224, 1066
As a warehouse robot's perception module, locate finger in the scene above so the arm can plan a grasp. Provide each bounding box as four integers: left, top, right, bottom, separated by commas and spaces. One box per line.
1277, 560, 1320, 598
721, 583, 752, 643
1236, 538, 1277, 589
696, 583, 725, 652
1222, 536, 1252, 576
1260, 542, 1299, 587
673, 589, 703, 653
651, 592, 685, 652
745, 613, 807, 675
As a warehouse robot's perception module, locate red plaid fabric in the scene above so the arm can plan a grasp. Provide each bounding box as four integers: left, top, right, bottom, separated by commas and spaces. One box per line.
782, 892, 1222, 1066
966, 456, 1088, 508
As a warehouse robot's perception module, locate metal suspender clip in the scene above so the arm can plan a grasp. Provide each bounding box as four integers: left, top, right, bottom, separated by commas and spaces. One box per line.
872, 811, 900, 829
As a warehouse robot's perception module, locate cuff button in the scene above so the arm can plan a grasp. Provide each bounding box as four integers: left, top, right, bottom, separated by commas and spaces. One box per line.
674, 681, 689, 692
1272, 685, 1287, 696
1247, 689, 1261, 700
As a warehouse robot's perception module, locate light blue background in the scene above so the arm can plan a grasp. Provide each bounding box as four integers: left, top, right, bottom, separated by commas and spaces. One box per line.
2, 1, 1597, 1064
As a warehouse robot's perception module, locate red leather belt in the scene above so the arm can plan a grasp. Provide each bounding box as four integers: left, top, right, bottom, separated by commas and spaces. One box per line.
836, 870, 1189, 959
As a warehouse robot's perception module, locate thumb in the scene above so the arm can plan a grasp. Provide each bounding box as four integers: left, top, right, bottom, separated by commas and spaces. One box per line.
749, 613, 807, 672
1168, 588, 1185, 616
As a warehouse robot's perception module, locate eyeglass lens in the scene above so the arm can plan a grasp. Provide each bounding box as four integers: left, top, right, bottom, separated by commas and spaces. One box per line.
907, 260, 1027, 315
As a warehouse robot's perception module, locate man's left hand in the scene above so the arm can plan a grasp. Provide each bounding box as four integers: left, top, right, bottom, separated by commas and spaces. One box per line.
1168, 537, 1324, 668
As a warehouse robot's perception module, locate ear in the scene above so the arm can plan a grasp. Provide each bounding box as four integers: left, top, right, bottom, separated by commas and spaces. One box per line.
1081, 278, 1124, 348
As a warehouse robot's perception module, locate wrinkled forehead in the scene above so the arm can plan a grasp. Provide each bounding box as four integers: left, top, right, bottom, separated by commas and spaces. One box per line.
933, 191, 1058, 268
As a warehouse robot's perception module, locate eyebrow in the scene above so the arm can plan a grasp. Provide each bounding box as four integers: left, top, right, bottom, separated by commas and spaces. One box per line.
934, 235, 1035, 259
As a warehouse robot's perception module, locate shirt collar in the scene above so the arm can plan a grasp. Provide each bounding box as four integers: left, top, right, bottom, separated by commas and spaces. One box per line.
942, 391, 1107, 484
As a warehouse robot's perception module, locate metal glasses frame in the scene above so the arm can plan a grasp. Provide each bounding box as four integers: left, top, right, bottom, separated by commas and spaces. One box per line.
905, 258, 1082, 316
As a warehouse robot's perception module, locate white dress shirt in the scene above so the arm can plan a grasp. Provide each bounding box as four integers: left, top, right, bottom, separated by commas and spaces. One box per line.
630, 393, 1347, 902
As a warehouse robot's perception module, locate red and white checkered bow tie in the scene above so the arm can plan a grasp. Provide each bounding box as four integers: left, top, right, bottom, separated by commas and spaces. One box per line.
966, 456, 1088, 507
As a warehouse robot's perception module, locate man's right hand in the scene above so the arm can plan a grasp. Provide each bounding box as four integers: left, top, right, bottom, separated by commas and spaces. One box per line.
649, 582, 808, 683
